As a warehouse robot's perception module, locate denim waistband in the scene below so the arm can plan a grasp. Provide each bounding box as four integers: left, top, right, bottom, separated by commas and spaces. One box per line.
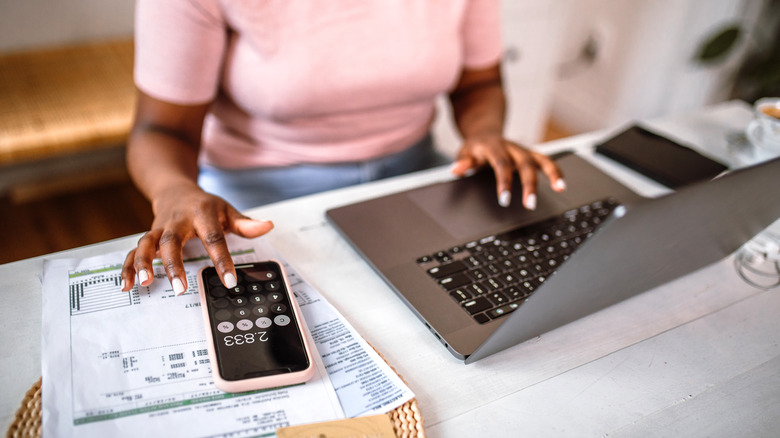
198, 134, 448, 209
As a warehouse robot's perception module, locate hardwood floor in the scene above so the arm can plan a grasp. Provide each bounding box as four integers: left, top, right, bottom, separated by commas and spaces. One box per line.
1, 180, 153, 264
1, 120, 572, 265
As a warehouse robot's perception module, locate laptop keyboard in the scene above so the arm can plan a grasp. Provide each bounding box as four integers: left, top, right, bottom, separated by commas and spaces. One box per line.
416, 197, 620, 324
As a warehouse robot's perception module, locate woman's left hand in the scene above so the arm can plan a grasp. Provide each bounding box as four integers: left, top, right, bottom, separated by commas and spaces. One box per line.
451, 133, 566, 209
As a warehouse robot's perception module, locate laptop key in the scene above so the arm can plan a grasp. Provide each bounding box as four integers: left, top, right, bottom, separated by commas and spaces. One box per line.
500, 258, 517, 271
503, 286, 528, 301
439, 273, 471, 290
487, 302, 521, 319
499, 272, 517, 285
462, 297, 492, 314
520, 278, 540, 292
450, 288, 472, 302
434, 251, 451, 263
464, 256, 482, 268
449, 245, 465, 254
466, 282, 488, 296
468, 268, 488, 281
427, 260, 467, 279
416, 255, 433, 264
516, 254, 530, 264
486, 291, 508, 306
515, 267, 532, 279
473, 313, 490, 324
484, 277, 502, 291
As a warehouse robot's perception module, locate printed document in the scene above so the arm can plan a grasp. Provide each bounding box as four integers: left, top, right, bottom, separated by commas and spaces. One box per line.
41, 236, 413, 437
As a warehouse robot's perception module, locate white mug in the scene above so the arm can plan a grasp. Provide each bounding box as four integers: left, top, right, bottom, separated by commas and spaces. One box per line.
746, 97, 780, 155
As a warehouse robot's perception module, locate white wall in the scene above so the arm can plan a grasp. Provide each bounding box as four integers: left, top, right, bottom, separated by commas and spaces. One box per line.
0, 0, 135, 52
550, 0, 766, 133
433, 0, 572, 157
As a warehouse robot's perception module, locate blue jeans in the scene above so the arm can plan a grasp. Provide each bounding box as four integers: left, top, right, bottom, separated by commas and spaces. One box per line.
198, 134, 448, 210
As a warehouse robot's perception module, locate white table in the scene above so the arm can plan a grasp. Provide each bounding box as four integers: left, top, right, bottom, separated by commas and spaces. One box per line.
4, 101, 779, 436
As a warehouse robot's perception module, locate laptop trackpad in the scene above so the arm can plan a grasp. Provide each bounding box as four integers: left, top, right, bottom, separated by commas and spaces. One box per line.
406, 154, 628, 241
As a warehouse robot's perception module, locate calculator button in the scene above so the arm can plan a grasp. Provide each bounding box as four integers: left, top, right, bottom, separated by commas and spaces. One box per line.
215, 309, 231, 321
257, 270, 277, 281
264, 281, 281, 292
217, 321, 234, 333
236, 319, 253, 331
232, 296, 247, 306
268, 292, 284, 303
209, 286, 227, 298
274, 315, 291, 326
249, 294, 266, 304
234, 308, 250, 318
212, 298, 229, 309
255, 317, 272, 328
247, 283, 262, 293
228, 285, 245, 296
252, 305, 269, 316
271, 303, 287, 314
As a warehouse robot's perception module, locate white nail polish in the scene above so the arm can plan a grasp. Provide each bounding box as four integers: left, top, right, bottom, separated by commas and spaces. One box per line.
224, 273, 237, 289
173, 278, 186, 295
499, 190, 511, 207
554, 179, 567, 191
524, 194, 537, 210
463, 168, 477, 177
138, 269, 149, 284
120, 279, 126, 291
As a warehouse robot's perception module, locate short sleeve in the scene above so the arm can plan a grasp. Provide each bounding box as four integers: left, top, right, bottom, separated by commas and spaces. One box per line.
461, 0, 504, 68
134, 0, 227, 105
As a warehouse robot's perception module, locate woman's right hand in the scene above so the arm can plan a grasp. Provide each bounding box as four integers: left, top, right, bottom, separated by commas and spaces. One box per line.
120, 91, 274, 294
120, 183, 274, 295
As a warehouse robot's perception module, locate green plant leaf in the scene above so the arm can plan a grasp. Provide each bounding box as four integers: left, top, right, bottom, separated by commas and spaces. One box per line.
696, 25, 741, 64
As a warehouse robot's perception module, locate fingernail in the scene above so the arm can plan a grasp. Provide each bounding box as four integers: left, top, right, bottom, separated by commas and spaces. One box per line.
224, 273, 237, 289
450, 163, 476, 178
554, 179, 567, 191
499, 190, 511, 207
173, 278, 186, 295
524, 194, 537, 210
138, 269, 149, 284
120, 279, 126, 291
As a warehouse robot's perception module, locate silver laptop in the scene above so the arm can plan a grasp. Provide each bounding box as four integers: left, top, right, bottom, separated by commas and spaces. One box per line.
326, 153, 780, 363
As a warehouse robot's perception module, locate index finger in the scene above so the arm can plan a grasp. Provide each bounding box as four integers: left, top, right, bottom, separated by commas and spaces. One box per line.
194, 220, 237, 289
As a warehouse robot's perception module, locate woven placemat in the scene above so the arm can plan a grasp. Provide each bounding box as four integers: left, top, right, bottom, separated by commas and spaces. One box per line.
7, 376, 424, 438
6, 378, 41, 438
379, 356, 425, 438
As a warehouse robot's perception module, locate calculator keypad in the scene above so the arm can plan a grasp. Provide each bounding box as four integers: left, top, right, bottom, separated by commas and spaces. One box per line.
204, 267, 295, 334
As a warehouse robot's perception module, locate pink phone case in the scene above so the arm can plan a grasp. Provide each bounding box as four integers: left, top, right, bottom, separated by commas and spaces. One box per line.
198, 262, 315, 393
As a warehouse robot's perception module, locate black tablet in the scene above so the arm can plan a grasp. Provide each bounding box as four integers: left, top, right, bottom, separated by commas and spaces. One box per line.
595, 125, 728, 189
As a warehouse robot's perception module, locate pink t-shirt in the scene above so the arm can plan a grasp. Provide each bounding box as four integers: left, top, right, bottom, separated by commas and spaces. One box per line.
135, 0, 503, 168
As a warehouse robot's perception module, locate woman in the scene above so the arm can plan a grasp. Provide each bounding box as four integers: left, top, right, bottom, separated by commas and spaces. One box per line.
121, 0, 566, 294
